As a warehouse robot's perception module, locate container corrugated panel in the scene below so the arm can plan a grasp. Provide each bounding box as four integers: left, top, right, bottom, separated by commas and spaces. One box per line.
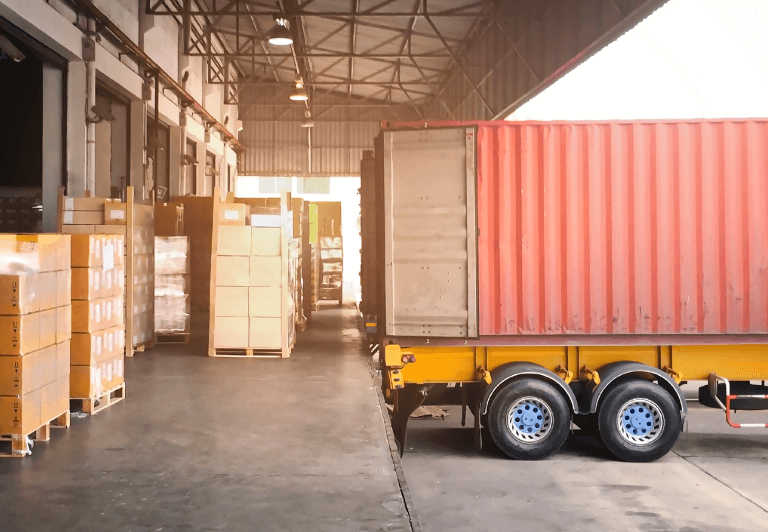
476, 120, 768, 336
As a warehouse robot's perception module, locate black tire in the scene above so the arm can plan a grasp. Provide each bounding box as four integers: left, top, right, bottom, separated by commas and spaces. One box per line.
487, 379, 571, 460
597, 379, 682, 462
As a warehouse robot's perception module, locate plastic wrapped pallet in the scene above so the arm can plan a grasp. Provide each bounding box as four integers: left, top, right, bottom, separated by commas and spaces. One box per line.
155, 236, 190, 336
0, 234, 71, 451
68, 234, 126, 402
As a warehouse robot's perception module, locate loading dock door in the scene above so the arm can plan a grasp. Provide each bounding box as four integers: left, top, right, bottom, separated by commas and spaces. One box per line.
383, 128, 477, 338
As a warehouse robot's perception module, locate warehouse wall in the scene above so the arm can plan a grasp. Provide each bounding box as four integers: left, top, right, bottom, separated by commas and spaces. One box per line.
0, 0, 239, 211
240, 121, 379, 177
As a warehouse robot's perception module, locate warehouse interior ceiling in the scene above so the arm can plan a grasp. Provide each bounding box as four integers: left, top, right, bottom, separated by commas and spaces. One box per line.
146, 0, 669, 123
146, 0, 669, 176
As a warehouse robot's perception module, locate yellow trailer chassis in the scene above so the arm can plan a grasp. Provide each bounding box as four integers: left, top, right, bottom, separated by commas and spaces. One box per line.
383, 342, 768, 462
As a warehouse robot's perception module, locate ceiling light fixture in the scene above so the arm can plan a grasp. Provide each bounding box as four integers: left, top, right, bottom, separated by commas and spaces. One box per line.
268, 18, 293, 46
290, 76, 308, 101
301, 109, 314, 128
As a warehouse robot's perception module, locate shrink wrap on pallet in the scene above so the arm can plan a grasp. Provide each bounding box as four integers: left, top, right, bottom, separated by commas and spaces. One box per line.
155, 237, 190, 336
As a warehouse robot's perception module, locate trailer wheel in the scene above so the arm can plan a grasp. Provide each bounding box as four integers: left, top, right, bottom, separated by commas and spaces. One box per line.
487, 379, 571, 460
597, 380, 682, 462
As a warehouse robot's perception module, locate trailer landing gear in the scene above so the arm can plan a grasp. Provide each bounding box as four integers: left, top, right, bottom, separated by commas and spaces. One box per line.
391, 386, 427, 456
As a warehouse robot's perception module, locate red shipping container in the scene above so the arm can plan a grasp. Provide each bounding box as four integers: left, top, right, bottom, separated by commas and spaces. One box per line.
473, 120, 768, 337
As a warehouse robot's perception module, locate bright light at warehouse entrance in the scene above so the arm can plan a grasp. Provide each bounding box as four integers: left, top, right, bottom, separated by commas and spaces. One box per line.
268, 18, 293, 46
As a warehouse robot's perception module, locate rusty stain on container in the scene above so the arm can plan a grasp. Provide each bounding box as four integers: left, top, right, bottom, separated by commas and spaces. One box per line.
468, 120, 768, 336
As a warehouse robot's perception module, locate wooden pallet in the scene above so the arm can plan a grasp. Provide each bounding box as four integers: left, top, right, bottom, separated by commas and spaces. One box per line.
0, 411, 70, 458
71, 383, 126, 415
156, 333, 191, 344
129, 339, 156, 355
211, 348, 283, 358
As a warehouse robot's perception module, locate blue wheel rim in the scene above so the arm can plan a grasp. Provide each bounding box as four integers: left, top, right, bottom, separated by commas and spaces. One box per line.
616, 399, 664, 446
506, 397, 553, 444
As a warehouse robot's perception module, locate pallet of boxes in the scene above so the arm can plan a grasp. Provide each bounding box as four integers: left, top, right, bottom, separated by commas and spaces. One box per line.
69, 234, 126, 414
154, 236, 190, 344
0, 235, 71, 458
58, 187, 155, 356
210, 195, 297, 358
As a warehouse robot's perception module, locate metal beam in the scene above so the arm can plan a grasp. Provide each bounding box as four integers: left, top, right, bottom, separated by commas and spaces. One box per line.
423, 0, 494, 116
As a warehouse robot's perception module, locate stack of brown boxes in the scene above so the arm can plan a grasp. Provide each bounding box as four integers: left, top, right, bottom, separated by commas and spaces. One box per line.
0, 235, 71, 443
69, 234, 126, 400
154, 236, 190, 336
105, 203, 155, 348
213, 206, 295, 355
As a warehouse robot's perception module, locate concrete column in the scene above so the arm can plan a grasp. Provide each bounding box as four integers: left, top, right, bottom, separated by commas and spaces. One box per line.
66, 60, 86, 197
110, 103, 128, 197
129, 99, 146, 200
168, 126, 182, 200
42, 64, 63, 232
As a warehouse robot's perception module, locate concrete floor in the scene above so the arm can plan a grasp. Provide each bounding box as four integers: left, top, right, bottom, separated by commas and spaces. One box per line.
402, 391, 768, 532
0, 308, 413, 532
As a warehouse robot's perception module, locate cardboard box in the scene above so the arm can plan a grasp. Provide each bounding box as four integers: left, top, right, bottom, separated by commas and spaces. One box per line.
56, 340, 70, 378
216, 256, 249, 287
0, 234, 70, 273
0, 312, 40, 355
70, 329, 105, 366
37, 271, 58, 311
63, 210, 104, 225
101, 234, 124, 269
251, 228, 281, 257
0, 273, 38, 315
70, 234, 104, 268
71, 298, 122, 333
249, 317, 281, 349
56, 305, 72, 344
215, 287, 248, 317
0, 238, 40, 273
104, 204, 127, 225
0, 391, 41, 435
70, 365, 99, 398
219, 204, 248, 226
217, 226, 251, 256
41, 375, 68, 425
213, 317, 248, 348
93, 224, 127, 236
0, 348, 42, 395
39, 309, 57, 349
102, 356, 124, 391
134, 204, 154, 226
71, 325, 123, 365
63, 197, 114, 212
38, 344, 58, 390
249, 256, 281, 287
62, 224, 97, 235
249, 287, 282, 317
56, 269, 71, 307
71, 267, 102, 300
103, 266, 125, 297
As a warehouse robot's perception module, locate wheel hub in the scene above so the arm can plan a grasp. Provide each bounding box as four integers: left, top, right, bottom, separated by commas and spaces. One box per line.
616, 399, 664, 446
506, 397, 553, 444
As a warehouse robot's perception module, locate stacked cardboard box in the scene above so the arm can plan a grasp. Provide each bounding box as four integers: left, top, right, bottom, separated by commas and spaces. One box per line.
0, 234, 71, 438
155, 236, 190, 335
104, 202, 155, 348
69, 235, 126, 399
213, 211, 296, 354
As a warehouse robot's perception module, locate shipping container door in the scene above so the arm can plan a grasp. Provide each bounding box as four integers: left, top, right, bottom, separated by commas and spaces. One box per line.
383, 128, 477, 338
